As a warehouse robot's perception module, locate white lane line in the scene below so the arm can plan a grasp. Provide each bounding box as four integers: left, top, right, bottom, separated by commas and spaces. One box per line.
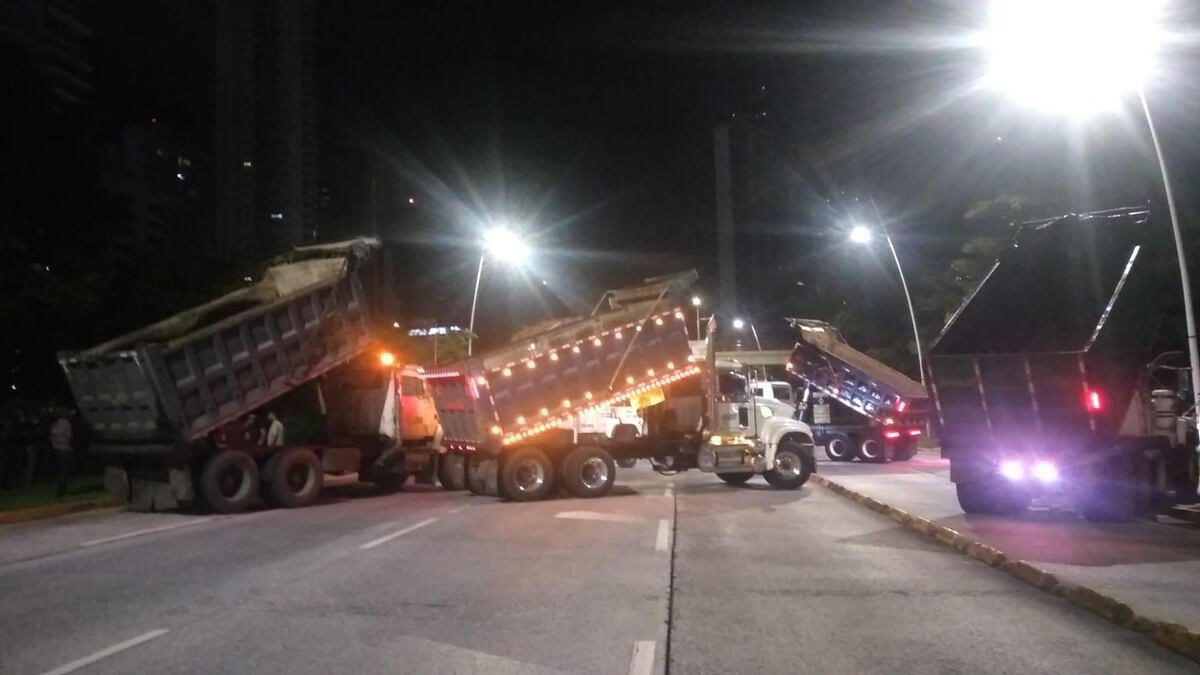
663, 485, 674, 498
554, 511, 645, 523
448, 507, 465, 515
360, 517, 439, 550
38, 629, 168, 675
655, 519, 670, 552
628, 640, 656, 675
80, 519, 211, 548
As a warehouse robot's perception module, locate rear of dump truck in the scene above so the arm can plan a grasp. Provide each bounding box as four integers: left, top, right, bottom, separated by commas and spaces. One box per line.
786, 319, 929, 463
928, 207, 1198, 519
425, 272, 700, 500
58, 239, 385, 510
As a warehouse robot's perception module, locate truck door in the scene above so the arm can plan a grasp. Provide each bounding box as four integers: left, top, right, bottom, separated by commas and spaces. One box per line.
399, 371, 438, 441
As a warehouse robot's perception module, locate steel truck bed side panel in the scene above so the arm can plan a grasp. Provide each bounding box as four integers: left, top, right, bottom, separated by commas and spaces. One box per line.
786, 320, 928, 423
60, 244, 377, 451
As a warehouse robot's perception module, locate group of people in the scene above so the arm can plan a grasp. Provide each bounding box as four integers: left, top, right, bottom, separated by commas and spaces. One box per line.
0, 408, 86, 499
217, 410, 286, 450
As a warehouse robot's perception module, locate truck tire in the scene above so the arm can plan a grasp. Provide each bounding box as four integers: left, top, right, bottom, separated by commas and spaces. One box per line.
1082, 454, 1144, 522
466, 456, 487, 495
858, 436, 885, 463
617, 458, 638, 469
374, 472, 408, 493
956, 479, 1027, 515
824, 433, 854, 462
764, 440, 813, 490
499, 447, 556, 502
717, 472, 753, 485
265, 448, 323, 508
892, 444, 918, 462
561, 446, 616, 498
200, 450, 259, 514
438, 454, 468, 491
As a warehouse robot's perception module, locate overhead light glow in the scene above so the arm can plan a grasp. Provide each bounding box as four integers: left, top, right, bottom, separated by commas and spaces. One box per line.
849, 225, 873, 244
482, 226, 531, 265
984, 0, 1165, 117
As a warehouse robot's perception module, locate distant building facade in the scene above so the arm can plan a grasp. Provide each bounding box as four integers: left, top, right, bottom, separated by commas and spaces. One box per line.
0, 0, 92, 106
216, 0, 318, 265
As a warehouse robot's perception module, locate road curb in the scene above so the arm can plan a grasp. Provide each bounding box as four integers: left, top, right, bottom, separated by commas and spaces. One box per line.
811, 474, 1200, 665
0, 497, 121, 526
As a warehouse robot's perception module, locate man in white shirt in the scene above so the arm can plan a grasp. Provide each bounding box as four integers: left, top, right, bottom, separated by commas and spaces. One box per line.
266, 411, 285, 448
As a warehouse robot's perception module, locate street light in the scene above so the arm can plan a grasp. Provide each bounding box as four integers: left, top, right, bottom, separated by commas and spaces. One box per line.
691, 296, 703, 339
850, 198, 925, 386
468, 227, 531, 356
983, 0, 1200, 435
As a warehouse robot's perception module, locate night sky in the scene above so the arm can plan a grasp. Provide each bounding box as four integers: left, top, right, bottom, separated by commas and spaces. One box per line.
56, 0, 1200, 352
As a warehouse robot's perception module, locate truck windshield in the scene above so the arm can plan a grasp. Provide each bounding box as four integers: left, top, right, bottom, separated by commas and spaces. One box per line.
772, 384, 791, 401
719, 371, 750, 403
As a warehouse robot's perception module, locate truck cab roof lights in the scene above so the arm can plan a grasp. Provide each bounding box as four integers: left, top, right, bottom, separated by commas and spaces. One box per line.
562, 399, 571, 408
666, 362, 675, 370
573, 346, 582, 353
626, 375, 636, 384
489, 425, 502, 435
549, 352, 559, 361
655, 317, 664, 326
646, 369, 655, 377
502, 368, 512, 377
516, 416, 526, 424
614, 331, 623, 340
593, 338, 603, 347
584, 391, 593, 400
526, 360, 537, 369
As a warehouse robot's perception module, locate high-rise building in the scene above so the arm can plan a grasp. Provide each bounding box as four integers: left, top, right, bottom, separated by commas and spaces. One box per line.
0, 0, 92, 106
216, 0, 318, 265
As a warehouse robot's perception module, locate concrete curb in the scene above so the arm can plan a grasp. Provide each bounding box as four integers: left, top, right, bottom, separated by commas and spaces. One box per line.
810, 473, 1200, 664
0, 497, 121, 526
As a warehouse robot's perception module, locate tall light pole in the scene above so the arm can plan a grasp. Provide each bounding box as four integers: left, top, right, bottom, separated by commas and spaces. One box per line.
467, 227, 530, 356
691, 296, 703, 339
849, 204, 926, 385
732, 317, 767, 378
983, 0, 1200, 440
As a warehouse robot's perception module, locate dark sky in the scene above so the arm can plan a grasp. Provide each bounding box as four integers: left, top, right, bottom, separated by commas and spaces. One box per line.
88, 1, 1200, 347
313, 0, 1200, 346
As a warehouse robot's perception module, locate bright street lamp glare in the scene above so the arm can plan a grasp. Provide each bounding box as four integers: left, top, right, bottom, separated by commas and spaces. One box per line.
984, 0, 1165, 117
732, 318, 746, 330
849, 226, 873, 244
691, 296, 702, 307
483, 227, 530, 265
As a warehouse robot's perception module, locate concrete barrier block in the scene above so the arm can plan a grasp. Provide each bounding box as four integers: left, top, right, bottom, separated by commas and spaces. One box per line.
965, 542, 1007, 567
1066, 586, 1135, 625
885, 506, 912, 525
1001, 560, 1059, 591
1153, 622, 1200, 662
909, 517, 935, 535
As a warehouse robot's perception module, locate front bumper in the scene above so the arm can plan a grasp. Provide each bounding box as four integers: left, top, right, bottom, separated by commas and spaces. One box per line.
697, 441, 764, 473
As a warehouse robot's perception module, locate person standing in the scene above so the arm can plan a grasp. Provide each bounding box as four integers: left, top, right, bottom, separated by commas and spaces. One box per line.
265, 411, 285, 448
49, 411, 74, 499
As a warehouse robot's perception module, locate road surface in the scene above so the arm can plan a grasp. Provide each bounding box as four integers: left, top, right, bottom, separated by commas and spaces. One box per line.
0, 463, 1195, 674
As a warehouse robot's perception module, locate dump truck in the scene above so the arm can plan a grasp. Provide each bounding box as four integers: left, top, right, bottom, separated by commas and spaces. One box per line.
928, 206, 1199, 520
425, 271, 817, 501
785, 319, 929, 463
57, 238, 448, 513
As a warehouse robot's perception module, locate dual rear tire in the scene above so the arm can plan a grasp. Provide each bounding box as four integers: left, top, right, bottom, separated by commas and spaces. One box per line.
497, 445, 619, 501
200, 447, 324, 514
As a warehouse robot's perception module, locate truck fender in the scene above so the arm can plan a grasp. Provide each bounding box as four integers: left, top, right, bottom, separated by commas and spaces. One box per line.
759, 417, 816, 469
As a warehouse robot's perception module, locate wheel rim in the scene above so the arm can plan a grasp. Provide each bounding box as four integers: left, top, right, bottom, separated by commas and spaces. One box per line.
286, 462, 314, 494
579, 457, 609, 489
861, 440, 881, 460
828, 439, 847, 458
513, 458, 545, 493
775, 451, 803, 477
218, 465, 249, 499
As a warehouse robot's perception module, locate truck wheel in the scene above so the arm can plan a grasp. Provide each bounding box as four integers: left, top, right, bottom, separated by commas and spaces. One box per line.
824, 433, 854, 462
561, 446, 616, 498
858, 436, 885, 463
465, 456, 487, 495
955, 480, 1026, 515
764, 440, 813, 490
438, 454, 467, 491
717, 472, 753, 485
374, 472, 408, 493
1082, 455, 1144, 522
266, 448, 323, 508
200, 450, 259, 514
893, 445, 918, 462
500, 447, 556, 502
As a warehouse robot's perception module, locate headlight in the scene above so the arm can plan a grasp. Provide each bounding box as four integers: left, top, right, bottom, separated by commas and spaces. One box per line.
759, 405, 774, 419
710, 435, 723, 446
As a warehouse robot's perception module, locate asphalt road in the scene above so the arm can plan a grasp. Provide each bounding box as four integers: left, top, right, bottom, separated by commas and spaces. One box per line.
0, 462, 1196, 674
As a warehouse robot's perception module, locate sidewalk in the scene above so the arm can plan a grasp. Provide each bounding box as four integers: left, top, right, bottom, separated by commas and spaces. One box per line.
823, 457, 1200, 632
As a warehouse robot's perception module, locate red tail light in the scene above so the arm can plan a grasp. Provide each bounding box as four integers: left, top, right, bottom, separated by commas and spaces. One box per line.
907, 429, 922, 437
1085, 389, 1103, 412
883, 430, 902, 440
